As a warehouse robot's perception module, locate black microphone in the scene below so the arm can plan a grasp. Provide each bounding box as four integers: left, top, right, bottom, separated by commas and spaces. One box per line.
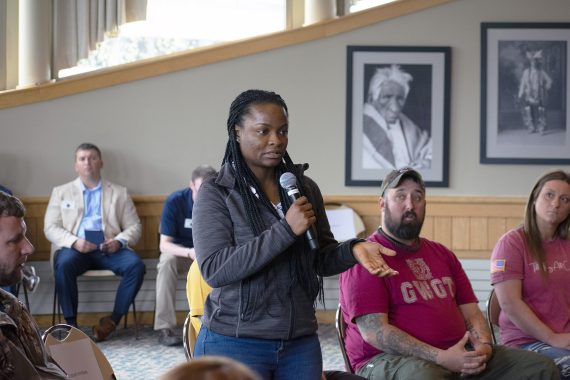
279, 172, 319, 251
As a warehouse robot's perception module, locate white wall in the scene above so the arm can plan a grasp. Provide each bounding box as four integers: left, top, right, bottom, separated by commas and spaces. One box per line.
1, 0, 569, 197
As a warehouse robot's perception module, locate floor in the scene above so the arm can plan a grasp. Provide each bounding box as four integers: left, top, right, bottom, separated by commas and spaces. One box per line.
90, 323, 347, 379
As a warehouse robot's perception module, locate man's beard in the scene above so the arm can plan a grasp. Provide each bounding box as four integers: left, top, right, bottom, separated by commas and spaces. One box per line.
384, 204, 424, 241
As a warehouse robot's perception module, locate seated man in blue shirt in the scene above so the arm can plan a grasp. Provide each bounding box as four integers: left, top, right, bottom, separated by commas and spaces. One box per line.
155, 165, 217, 346
44, 143, 145, 342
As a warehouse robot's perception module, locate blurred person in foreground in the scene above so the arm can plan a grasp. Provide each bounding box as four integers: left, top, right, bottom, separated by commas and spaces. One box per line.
0, 191, 67, 379
160, 356, 260, 380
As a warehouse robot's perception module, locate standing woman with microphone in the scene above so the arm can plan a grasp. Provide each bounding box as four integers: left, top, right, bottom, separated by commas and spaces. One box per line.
192, 89, 397, 379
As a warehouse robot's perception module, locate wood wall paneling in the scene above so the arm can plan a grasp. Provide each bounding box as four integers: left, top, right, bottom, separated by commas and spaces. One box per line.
19, 195, 524, 320
21, 195, 526, 263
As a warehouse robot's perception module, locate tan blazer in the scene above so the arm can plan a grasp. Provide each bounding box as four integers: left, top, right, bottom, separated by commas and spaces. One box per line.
44, 178, 142, 257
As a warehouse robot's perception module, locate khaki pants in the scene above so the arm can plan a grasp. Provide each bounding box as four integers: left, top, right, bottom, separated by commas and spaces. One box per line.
153, 252, 192, 330
357, 345, 560, 380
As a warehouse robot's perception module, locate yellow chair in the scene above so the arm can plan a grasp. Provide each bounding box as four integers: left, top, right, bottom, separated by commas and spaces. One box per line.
184, 260, 212, 359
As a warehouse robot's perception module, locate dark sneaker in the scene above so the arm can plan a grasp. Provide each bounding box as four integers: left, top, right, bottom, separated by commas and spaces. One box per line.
158, 328, 182, 346
93, 316, 116, 342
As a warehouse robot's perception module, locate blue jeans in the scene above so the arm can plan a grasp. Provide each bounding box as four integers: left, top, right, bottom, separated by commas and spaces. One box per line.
195, 327, 323, 380
521, 341, 570, 379
54, 247, 145, 320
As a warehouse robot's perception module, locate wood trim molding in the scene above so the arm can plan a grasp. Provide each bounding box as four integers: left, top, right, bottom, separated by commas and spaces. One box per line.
22, 192, 524, 262
0, 0, 454, 109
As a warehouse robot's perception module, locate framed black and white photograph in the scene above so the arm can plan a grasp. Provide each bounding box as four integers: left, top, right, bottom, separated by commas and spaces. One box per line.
481, 22, 570, 164
345, 46, 450, 187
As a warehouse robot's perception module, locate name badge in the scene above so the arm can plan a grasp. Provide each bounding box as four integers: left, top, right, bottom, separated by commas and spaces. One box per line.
62, 200, 75, 209
184, 218, 192, 229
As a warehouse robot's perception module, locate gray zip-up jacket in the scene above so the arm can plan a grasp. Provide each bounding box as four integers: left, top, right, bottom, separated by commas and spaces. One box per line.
193, 163, 360, 340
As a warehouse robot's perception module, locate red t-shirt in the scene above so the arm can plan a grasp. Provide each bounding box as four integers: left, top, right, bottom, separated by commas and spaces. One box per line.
339, 231, 478, 372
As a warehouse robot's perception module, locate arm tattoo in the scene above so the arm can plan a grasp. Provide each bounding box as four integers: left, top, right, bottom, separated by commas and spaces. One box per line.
356, 314, 438, 363
465, 319, 480, 340
464, 311, 491, 343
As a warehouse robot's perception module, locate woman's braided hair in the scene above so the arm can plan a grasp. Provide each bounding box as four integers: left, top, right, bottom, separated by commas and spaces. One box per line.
223, 89, 323, 304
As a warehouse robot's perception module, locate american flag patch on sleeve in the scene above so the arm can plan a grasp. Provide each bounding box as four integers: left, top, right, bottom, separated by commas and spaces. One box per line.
491, 259, 506, 273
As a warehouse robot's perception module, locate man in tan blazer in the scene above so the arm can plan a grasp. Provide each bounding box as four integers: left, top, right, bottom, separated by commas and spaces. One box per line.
44, 143, 145, 342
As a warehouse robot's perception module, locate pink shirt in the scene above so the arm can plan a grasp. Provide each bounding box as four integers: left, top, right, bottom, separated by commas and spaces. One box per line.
490, 227, 570, 347
339, 231, 477, 372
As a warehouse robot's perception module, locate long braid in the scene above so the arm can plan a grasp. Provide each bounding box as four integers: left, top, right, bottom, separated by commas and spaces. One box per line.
224, 89, 323, 305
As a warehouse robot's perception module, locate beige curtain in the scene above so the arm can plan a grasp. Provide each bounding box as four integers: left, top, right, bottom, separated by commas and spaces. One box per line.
52, 0, 146, 77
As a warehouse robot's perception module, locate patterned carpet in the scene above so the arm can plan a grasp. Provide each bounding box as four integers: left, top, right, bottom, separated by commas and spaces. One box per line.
90, 323, 346, 379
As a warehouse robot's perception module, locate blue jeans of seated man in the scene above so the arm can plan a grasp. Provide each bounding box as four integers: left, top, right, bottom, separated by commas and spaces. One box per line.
195, 326, 323, 380
54, 247, 145, 320
521, 341, 570, 379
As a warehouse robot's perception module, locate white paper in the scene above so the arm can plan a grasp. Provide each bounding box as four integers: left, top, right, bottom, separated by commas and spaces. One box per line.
49, 338, 104, 380
326, 208, 358, 242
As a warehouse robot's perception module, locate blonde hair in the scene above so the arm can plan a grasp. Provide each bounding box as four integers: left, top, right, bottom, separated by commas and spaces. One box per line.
159, 356, 260, 380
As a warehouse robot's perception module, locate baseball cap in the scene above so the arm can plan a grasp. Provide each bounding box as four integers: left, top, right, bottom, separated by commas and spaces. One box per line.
380, 167, 425, 196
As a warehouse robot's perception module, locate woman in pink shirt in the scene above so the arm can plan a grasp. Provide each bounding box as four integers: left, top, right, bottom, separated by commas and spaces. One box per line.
491, 170, 570, 379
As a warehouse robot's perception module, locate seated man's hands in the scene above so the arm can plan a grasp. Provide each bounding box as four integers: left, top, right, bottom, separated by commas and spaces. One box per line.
72, 238, 97, 253
100, 239, 121, 254
437, 332, 488, 376
469, 330, 493, 363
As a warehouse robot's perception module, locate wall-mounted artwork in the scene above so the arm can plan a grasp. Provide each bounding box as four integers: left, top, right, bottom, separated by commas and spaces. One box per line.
481, 22, 570, 164
345, 46, 450, 187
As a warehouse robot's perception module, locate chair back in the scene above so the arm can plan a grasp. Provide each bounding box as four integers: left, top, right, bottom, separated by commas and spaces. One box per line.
485, 288, 501, 344
335, 304, 354, 374
42, 324, 116, 380
182, 312, 197, 360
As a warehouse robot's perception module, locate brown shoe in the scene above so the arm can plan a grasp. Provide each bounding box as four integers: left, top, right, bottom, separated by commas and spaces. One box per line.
93, 316, 116, 342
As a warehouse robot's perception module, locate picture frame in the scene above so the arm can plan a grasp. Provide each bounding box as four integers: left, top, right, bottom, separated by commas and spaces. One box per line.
345, 46, 450, 187
480, 22, 570, 164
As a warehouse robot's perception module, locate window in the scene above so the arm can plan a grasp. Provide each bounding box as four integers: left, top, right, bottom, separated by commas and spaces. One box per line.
59, 0, 286, 78
350, 0, 397, 13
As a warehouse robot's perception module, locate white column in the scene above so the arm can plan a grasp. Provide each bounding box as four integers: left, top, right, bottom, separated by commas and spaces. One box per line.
18, 0, 52, 87
0, 0, 6, 90
5, 0, 19, 90
304, 0, 336, 26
